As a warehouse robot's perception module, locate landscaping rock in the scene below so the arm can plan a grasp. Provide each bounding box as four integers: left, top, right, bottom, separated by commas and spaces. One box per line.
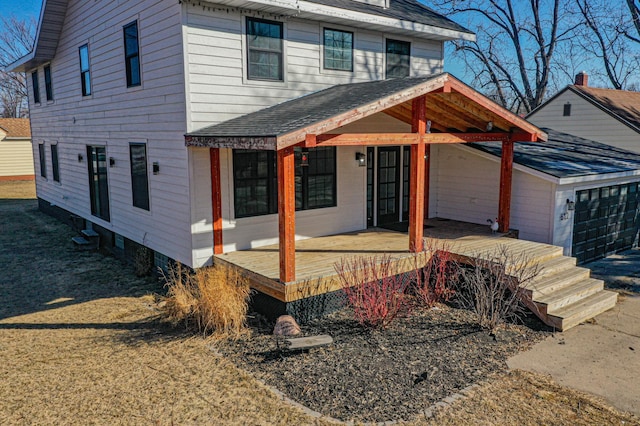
273, 315, 301, 336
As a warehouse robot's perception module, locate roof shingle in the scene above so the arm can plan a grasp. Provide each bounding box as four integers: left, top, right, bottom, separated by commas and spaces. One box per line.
571, 85, 640, 133
471, 128, 640, 178
0, 118, 31, 138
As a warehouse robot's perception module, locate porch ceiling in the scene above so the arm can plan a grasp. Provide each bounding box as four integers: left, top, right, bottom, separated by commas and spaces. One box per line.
185, 73, 547, 150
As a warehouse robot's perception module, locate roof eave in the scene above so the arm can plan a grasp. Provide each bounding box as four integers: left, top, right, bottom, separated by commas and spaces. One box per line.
568, 86, 640, 135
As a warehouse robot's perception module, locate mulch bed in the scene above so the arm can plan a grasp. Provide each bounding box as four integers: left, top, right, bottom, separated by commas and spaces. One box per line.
215, 305, 552, 423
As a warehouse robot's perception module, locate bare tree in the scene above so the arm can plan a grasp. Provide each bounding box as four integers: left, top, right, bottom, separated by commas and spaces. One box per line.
433, 0, 579, 113
0, 16, 36, 118
574, 0, 640, 90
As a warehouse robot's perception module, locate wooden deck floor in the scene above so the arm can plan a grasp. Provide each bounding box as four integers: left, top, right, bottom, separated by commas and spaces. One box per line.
214, 219, 563, 302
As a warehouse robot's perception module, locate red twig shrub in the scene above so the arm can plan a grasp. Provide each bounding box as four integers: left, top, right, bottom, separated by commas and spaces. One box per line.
412, 241, 457, 308
334, 255, 415, 329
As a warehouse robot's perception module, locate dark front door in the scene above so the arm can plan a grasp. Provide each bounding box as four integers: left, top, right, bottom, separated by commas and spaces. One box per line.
377, 147, 401, 226
572, 182, 640, 264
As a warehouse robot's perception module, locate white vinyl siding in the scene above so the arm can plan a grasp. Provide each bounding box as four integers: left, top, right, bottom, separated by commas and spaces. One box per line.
431, 144, 553, 244
184, 4, 444, 132
27, 0, 191, 264
0, 139, 34, 178
528, 90, 640, 153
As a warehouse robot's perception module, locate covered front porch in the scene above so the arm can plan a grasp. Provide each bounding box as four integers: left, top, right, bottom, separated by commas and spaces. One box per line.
213, 219, 562, 303
185, 73, 547, 284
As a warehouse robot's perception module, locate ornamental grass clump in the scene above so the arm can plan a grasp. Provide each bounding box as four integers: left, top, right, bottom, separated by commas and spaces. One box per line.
161, 262, 251, 337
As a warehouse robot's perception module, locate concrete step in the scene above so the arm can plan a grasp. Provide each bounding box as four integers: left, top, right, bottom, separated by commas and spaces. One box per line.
522, 266, 591, 297
534, 278, 604, 313
546, 290, 618, 331
72, 236, 90, 246
81, 229, 99, 239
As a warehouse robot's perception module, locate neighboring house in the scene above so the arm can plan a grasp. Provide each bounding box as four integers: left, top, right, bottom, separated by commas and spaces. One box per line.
528, 72, 640, 154
455, 129, 640, 264
0, 118, 34, 181
526, 74, 640, 263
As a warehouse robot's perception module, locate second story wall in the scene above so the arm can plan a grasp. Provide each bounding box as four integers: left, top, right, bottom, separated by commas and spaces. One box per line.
183, 3, 444, 132
27, 0, 192, 264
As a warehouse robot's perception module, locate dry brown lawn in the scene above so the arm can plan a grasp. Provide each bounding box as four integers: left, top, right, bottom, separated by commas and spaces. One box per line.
1, 181, 637, 425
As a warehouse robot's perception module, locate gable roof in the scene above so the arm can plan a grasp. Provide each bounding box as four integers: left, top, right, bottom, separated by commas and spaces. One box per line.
186, 73, 546, 150
470, 128, 640, 179
7, 0, 473, 72
0, 118, 31, 139
528, 85, 640, 135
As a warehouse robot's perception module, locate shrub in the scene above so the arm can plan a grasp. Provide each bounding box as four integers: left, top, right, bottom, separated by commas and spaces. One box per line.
453, 245, 540, 331
161, 262, 251, 337
412, 241, 457, 308
335, 255, 415, 329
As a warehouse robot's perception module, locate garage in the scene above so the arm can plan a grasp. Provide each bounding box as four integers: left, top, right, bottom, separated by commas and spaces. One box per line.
572, 182, 640, 264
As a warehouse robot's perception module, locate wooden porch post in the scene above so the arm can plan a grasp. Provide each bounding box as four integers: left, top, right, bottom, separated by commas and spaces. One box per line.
210, 148, 223, 255
424, 144, 430, 219
409, 95, 427, 252
278, 146, 296, 283
498, 139, 514, 233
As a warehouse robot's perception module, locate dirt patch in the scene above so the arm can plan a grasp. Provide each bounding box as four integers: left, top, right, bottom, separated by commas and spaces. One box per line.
215, 307, 550, 423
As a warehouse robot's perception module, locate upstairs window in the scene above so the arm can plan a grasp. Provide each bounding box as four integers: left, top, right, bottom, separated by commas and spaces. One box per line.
51, 143, 60, 182
44, 65, 53, 101
324, 29, 353, 71
123, 21, 141, 87
386, 39, 410, 79
129, 143, 150, 210
246, 18, 283, 81
31, 71, 40, 104
79, 44, 91, 96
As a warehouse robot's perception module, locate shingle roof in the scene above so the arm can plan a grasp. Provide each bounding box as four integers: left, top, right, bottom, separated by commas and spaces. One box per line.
306, 0, 473, 35
0, 118, 31, 139
187, 75, 445, 142
570, 85, 640, 133
470, 128, 640, 179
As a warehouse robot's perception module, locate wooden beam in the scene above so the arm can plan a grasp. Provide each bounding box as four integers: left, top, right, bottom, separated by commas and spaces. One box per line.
210, 148, 223, 255
423, 132, 511, 143
317, 133, 420, 145
446, 79, 548, 141
498, 140, 514, 233
409, 96, 426, 252
304, 133, 317, 148
424, 144, 430, 219
278, 146, 296, 283
314, 132, 511, 146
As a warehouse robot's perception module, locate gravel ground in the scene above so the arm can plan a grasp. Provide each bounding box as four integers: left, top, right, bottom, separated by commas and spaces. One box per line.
215, 306, 551, 423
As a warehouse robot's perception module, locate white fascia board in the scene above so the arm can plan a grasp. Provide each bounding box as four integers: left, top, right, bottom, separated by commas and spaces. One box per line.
5, 52, 35, 73
557, 169, 640, 186
236, 0, 475, 41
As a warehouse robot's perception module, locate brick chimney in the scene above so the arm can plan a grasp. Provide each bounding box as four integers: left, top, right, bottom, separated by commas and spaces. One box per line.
575, 71, 588, 87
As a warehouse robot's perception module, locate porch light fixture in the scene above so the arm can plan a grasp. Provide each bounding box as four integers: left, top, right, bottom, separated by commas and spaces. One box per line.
566, 199, 575, 211
153, 162, 160, 175
355, 152, 366, 167
109, 157, 115, 167
78, 153, 83, 162
486, 121, 493, 131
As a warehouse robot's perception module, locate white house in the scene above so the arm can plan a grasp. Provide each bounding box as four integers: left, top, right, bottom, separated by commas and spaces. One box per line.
10, 0, 624, 326
0, 118, 34, 181
528, 72, 640, 154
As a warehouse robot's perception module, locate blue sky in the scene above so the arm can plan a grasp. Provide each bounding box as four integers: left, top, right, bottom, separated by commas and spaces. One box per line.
0, 0, 42, 22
